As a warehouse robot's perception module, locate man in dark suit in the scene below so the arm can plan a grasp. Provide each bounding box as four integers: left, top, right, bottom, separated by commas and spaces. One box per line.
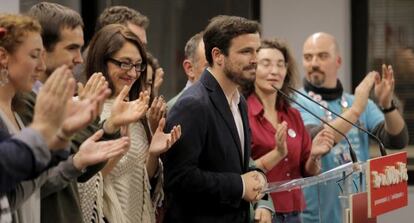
164, 15, 274, 223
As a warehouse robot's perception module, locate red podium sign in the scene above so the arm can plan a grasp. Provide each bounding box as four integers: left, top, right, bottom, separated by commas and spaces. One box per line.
349, 192, 377, 223
366, 151, 408, 218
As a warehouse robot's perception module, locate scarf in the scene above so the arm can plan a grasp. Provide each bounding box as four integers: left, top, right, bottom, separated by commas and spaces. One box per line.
303, 79, 343, 101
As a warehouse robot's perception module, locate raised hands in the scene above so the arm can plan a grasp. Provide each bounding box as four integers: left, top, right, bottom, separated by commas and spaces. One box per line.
153, 67, 164, 96
147, 96, 167, 134
31, 65, 75, 149
104, 86, 150, 134
77, 72, 108, 101
61, 73, 111, 138
72, 129, 130, 171
148, 117, 181, 156
352, 71, 378, 115
310, 129, 335, 157
275, 121, 288, 158
374, 64, 395, 108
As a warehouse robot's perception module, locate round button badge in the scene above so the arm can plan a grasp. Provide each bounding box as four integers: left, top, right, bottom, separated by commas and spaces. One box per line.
288, 128, 296, 138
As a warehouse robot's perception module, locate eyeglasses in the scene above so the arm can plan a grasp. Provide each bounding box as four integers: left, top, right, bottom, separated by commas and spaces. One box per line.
108, 58, 147, 73
258, 60, 288, 70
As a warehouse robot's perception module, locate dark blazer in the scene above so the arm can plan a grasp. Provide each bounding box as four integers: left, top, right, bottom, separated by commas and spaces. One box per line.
163, 70, 254, 223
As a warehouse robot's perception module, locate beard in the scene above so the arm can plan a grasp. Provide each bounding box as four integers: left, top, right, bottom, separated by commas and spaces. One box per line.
308, 66, 326, 87
223, 60, 256, 86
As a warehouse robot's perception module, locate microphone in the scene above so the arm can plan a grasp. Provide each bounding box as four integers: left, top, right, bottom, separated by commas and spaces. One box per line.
271, 85, 358, 164
288, 86, 387, 157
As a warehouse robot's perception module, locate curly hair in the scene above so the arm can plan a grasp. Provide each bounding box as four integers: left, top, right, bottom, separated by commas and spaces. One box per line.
95, 6, 149, 32
0, 13, 41, 53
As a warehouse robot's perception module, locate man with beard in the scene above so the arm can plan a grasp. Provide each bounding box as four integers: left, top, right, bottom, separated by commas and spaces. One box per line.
163, 15, 274, 223
294, 32, 408, 223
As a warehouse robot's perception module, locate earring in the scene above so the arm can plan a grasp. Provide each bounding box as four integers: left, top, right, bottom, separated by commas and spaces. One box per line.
0, 67, 9, 86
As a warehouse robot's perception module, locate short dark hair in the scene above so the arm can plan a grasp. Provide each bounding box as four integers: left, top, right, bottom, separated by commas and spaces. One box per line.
95, 6, 149, 32
84, 24, 147, 101
184, 32, 203, 62
27, 2, 83, 51
203, 15, 261, 66
242, 38, 298, 109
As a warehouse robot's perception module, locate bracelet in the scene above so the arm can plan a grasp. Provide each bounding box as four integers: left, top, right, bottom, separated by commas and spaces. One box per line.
56, 128, 72, 141
380, 100, 396, 114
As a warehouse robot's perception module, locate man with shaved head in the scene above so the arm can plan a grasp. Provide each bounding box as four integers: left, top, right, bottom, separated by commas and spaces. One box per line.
294, 32, 408, 223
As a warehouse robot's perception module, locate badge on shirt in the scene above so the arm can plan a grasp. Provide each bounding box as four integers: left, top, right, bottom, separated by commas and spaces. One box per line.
288, 128, 296, 138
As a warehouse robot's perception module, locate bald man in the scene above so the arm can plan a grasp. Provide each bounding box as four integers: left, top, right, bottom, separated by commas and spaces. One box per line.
293, 32, 408, 223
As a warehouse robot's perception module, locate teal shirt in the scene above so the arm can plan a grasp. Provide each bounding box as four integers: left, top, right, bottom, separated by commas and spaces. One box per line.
293, 89, 384, 223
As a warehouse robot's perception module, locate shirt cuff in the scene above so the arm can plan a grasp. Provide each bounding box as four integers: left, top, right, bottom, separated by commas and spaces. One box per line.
60, 155, 84, 180
256, 205, 275, 215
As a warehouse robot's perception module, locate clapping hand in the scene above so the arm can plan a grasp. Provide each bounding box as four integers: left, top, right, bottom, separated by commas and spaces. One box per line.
104, 86, 150, 134
374, 64, 395, 108
153, 68, 164, 96
275, 121, 288, 157
73, 129, 130, 170
148, 118, 181, 156
352, 71, 377, 115
62, 73, 111, 137
31, 65, 75, 149
311, 129, 335, 157
147, 96, 167, 134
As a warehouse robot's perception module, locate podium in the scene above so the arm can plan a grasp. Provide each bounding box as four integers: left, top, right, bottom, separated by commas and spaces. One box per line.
263, 152, 408, 223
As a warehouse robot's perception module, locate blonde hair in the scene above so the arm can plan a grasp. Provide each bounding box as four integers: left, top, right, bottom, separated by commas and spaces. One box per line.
0, 13, 41, 53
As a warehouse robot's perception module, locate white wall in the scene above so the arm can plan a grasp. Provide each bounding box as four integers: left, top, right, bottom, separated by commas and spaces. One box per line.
261, 0, 351, 91
0, 0, 19, 13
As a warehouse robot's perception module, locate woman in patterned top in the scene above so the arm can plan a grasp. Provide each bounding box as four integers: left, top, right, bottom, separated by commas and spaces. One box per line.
80, 24, 181, 223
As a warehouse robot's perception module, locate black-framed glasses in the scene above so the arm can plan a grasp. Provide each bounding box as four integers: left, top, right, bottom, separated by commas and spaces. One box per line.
108, 58, 147, 73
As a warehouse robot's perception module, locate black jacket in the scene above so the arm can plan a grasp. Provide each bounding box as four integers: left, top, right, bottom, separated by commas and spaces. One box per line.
164, 70, 254, 223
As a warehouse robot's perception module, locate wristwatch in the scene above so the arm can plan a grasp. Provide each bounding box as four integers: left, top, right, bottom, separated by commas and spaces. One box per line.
380, 100, 396, 114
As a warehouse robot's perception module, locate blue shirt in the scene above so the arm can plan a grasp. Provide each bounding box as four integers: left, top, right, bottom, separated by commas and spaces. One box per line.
293, 89, 384, 223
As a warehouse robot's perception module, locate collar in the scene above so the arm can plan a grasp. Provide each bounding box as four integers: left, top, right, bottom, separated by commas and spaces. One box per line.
248, 93, 264, 117
184, 80, 193, 89
226, 88, 241, 108
303, 78, 343, 101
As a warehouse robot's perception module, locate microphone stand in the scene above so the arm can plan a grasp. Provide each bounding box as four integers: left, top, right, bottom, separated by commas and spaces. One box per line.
288, 86, 387, 156
272, 85, 364, 215
272, 85, 358, 164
